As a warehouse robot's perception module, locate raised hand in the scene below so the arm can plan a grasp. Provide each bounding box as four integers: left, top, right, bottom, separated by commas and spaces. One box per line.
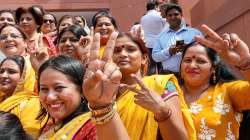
82, 32, 122, 109
28, 42, 49, 72
195, 24, 250, 67
121, 74, 166, 114
76, 27, 93, 65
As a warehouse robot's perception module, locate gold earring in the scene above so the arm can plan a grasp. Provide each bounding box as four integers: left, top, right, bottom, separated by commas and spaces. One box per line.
213, 72, 216, 84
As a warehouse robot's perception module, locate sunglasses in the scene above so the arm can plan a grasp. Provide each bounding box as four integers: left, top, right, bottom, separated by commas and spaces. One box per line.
0, 33, 23, 40
43, 19, 55, 24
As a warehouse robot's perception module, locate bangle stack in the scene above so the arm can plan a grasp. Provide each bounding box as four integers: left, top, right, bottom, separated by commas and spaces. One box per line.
88, 102, 117, 125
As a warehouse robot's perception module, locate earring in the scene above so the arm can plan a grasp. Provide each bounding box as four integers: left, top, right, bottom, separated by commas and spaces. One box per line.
213, 72, 216, 84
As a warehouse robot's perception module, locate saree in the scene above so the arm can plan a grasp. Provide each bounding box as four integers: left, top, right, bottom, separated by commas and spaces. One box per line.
0, 55, 43, 138
39, 112, 92, 140
117, 75, 196, 140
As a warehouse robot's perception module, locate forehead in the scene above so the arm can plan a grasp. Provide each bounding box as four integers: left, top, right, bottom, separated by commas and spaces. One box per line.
20, 12, 33, 18
39, 68, 73, 84
0, 12, 14, 18
61, 31, 75, 38
97, 16, 112, 24
1, 59, 19, 69
61, 18, 73, 24
184, 45, 209, 58
1, 26, 21, 34
75, 16, 83, 21
166, 8, 181, 15
43, 14, 54, 20
115, 36, 138, 47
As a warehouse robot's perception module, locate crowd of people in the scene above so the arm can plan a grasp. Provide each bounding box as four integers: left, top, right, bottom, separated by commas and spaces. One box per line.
0, 1, 249, 140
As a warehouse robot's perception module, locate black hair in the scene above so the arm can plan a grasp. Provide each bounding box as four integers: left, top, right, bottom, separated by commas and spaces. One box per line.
16, 6, 44, 27
92, 10, 118, 29
179, 42, 237, 85
36, 55, 88, 131
0, 24, 27, 40
56, 24, 87, 44
165, 3, 182, 15
146, 2, 156, 11
0, 111, 33, 140
0, 55, 25, 75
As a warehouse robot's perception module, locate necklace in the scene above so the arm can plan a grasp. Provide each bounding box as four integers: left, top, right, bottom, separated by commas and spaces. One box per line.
183, 84, 211, 104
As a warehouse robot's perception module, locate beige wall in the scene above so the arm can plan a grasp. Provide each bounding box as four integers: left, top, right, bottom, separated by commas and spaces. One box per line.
190, 0, 250, 45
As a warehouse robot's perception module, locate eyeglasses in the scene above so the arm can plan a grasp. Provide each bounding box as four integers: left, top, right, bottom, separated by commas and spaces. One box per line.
43, 19, 55, 24
0, 33, 23, 40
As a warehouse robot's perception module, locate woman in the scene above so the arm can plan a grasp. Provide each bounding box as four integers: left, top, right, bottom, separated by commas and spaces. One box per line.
0, 56, 45, 138
0, 111, 33, 140
41, 13, 57, 37
16, 6, 57, 56
0, 24, 36, 92
0, 10, 16, 29
74, 15, 90, 34
58, 15, 74, 34
57, 25, 91, 65
92, 11, 117, 56
178, 24, 250, 139
38, 55, 129, 140
83, 32, 189, 140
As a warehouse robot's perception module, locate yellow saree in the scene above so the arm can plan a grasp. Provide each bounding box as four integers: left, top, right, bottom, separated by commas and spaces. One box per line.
0, 55, 42, 138
117, 75, 196, 140
39, 112, 91, 140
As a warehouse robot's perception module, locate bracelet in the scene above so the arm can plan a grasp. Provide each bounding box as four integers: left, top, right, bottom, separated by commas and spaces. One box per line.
88, 102, 115, 117
154, 108, 172, 122
90, 102, 117, 125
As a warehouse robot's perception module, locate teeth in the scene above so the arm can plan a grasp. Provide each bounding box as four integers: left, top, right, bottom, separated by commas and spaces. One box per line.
50, 104, 61, 108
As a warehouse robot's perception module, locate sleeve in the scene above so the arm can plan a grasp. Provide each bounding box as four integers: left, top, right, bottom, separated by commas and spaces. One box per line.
73, 119, 97, 140
152, 36, 172, 62
161, 80, 179, 101
227, 81, 250, 111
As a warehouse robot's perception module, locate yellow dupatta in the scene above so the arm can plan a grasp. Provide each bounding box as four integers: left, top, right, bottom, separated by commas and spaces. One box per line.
0, 55, 42, 138
39, 112, 91, 140
117, 75, 197, 140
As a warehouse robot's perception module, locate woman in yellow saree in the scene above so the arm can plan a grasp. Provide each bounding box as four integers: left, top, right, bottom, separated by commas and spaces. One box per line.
0, 24, 36, 93
83, 31, 191, 140
0, 55, 44, 139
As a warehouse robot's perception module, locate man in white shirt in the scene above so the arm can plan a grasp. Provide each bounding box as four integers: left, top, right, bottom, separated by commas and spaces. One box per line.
140, 1, 166, 75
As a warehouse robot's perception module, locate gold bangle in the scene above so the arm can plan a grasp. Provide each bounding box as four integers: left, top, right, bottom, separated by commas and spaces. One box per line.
91, 102, 117, 125
88, 102, 115, 117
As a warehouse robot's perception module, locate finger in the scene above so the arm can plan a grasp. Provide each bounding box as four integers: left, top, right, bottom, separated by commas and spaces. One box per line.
131, 74, 147, 90
200, 24, 222, 41
222, 33, 233, 49
120, 83, 142, 95
229, 33, 239, 46
80, 36, 91, 48
102, 32, 118, 62
84, 70, 103, 88
103, 62, 118, 79
195, 36, 225, 53
89, 33, 100, 61
89, 26, 94, 37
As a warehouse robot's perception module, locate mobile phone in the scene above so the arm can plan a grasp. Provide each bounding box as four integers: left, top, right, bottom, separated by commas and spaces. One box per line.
176, 40, 184, 46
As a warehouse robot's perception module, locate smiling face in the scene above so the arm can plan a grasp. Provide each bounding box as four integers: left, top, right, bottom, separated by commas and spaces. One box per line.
113, 35, 146, 76
166, 8, 182, 30
94, 16, 115, 46
39, 68, 81, 121
19, 12, 37, 35
180, 44, 213, 87
0, 60, 21, 97
0, 26, 26, 56
0, 12, 15, 28
58, 31, 80, 59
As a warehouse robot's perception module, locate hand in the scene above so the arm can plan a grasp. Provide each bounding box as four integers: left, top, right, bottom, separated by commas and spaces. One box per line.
28, 43, 49, 72
121, 74, 166, 115
169, 44, 186, 55
195, 24, 250, 67
130, 25, 145, 42
82, 32, 122, 109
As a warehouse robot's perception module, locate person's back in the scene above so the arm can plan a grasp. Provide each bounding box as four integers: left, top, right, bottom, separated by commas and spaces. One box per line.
140, 2, 165, 48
